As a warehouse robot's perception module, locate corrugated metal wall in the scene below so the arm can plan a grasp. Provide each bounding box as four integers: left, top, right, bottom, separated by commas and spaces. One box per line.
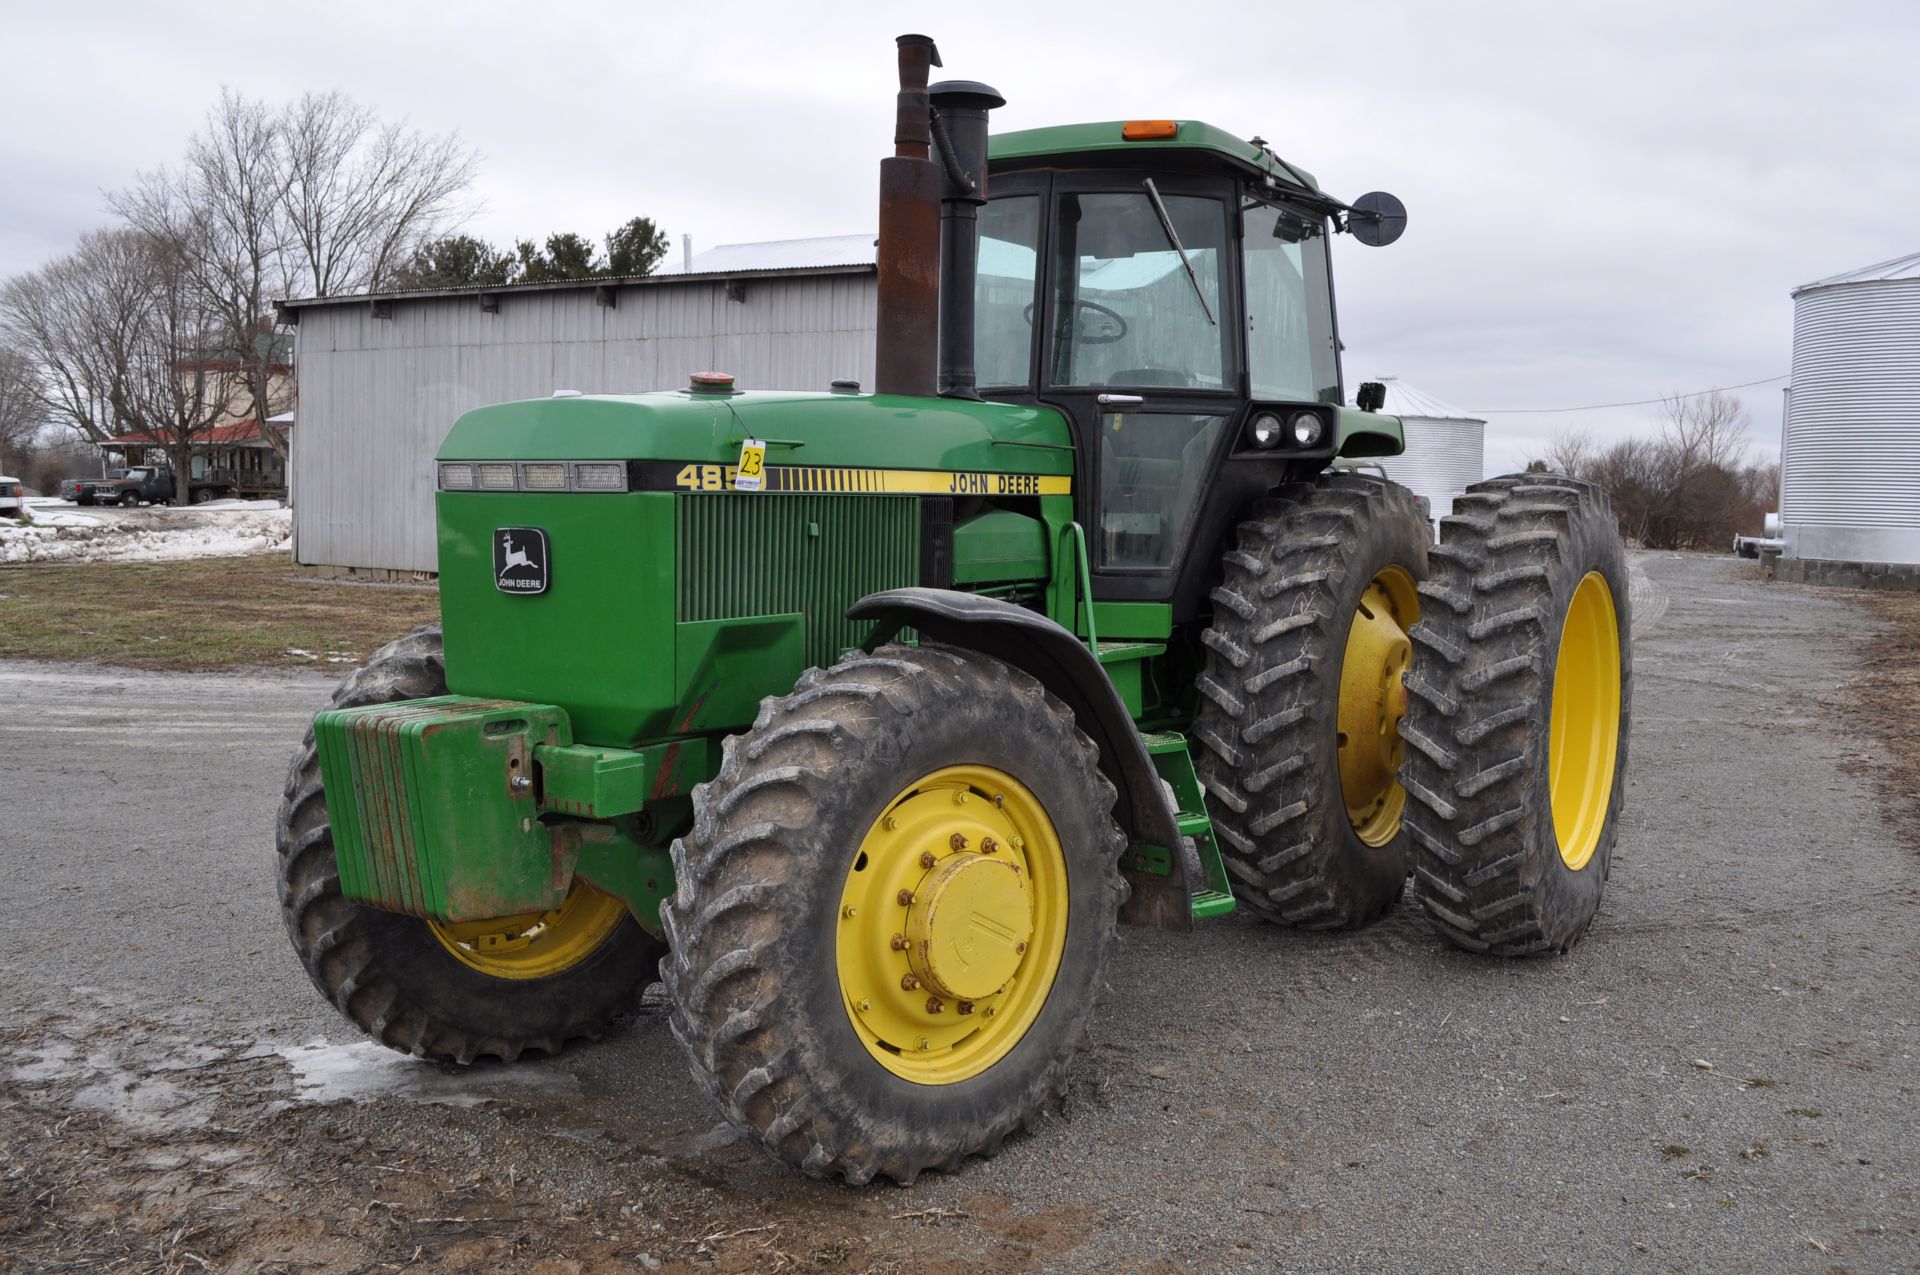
291, 273, 878, 572
1780, 277, 1920, 564
1378, 416, 1486, 521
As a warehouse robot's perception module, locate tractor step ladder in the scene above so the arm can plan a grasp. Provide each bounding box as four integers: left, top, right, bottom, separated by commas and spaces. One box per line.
1137, 731, 1236, 919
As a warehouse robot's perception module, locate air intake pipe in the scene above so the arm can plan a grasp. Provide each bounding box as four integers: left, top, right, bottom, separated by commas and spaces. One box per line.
929, 80, 1005, 400
874, 34, 944, 398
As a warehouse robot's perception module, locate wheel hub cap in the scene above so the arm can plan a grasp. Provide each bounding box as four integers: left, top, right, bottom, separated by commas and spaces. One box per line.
1338, 573, 1418, 845
836, 765, 1067, 1085
906, 855, 1032, 1001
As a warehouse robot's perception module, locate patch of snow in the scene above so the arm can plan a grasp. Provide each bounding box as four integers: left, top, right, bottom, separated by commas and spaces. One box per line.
277, 1039, 580, 1109
196, 498, 284, 510
284, 648, 318, 659
21, 507, 105, 529
0, 507, 291, 564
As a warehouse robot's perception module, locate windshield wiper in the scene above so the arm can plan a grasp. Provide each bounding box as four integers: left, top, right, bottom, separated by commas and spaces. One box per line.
1142, 178, 1217, 327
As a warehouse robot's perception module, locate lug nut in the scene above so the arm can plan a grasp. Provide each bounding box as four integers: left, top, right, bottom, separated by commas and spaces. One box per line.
1010, 836, 1025, 852
984, 1006, 996, 1017
890, 933, 909, 951
925, 997, 944, 1014
858, 999, 872, 1012
953, 791, 967, 805
949, 833, 968, 851
981, 837, 998, 854
883, 815, 898, 831
841, 905, 857, 920
957, 1001, 975, 1015
1015, 942, 1028, 954
919, 851, 937, 869
896, 888, 915, 907
916, 1037, 931, 1051
900, 973, 919, 991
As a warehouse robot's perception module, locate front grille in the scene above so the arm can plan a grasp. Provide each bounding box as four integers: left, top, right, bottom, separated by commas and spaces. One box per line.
676, 494, 920, 668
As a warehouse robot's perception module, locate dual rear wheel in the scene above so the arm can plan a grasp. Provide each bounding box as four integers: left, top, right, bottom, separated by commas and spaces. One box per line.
1194, 470, 1630, 952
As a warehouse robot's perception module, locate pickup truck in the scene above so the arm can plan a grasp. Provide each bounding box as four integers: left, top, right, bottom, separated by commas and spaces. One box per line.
74, 467, 175, 507
0, 474, 23, 518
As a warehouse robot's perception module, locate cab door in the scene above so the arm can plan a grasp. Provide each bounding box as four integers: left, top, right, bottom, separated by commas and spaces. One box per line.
1032, 173, 1243, 604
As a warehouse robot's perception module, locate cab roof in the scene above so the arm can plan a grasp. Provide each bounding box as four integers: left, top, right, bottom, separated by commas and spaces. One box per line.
988, 120, 1320, 192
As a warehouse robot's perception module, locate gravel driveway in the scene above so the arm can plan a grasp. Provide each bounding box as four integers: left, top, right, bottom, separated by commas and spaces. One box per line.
1, 552, 1914, 1273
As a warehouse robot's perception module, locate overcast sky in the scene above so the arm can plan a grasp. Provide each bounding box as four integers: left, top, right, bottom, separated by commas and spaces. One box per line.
4, 0, 1915, 472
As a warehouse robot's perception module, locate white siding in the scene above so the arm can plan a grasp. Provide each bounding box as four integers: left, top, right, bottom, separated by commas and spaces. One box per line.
290, 273, 879, 571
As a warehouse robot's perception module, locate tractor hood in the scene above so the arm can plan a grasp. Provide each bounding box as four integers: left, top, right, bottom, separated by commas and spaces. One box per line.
438, 389, 1073, 479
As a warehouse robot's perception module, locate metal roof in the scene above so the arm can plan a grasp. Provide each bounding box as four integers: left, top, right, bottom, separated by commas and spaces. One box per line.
990, 120, 1321, 192
657, 234, 877, 274
278, 256, 873, 313
1344, 376, 1484, 423
1794, 250, 1920, 296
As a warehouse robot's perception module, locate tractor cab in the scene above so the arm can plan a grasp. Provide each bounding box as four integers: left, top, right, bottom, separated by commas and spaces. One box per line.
946, 118, 1404, 617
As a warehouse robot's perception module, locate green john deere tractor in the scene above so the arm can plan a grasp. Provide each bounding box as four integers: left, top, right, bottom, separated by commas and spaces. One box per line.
277, 34, 1631, 1184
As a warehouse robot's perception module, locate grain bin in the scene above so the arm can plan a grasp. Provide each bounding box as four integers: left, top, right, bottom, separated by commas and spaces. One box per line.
1349, 377, 1486, 520
1780, 252, 1920, 566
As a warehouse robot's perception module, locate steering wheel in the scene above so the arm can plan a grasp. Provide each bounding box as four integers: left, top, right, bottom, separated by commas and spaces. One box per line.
1022, 298, 1129, 345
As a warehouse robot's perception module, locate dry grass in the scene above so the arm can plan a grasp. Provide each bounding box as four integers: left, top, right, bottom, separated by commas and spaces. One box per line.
1844, 591, 1920, 851
0, 554, 439, 671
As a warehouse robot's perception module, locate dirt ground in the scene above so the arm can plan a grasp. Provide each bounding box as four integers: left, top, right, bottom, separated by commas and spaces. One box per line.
0, 553, 439, 670
2, 552, 1917, 1273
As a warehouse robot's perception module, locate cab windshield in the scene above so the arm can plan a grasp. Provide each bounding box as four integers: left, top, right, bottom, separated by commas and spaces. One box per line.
1049, 190, 1231, 390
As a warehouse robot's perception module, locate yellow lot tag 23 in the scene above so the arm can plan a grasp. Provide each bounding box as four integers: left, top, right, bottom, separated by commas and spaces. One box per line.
733, 438, 767, 491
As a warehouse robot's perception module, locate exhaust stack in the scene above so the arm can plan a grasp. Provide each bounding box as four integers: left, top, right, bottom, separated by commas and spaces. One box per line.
929, 80, 1004, 400
874, 34, 944, 398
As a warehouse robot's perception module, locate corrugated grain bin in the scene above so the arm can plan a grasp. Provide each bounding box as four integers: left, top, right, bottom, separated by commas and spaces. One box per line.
1781, 252, 1920, 565
1347, 378, 1485, 521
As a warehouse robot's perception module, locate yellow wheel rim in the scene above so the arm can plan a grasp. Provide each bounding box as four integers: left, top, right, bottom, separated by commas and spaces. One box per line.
428, 880, 627, 981
836, 765, 1068, 1085
1338, 567, 1420, 846
1549, 571, 1622, 870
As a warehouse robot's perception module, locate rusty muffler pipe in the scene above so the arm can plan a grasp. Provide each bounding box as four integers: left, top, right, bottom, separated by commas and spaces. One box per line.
875, 34, 944, 399
930, 80, 1004, 400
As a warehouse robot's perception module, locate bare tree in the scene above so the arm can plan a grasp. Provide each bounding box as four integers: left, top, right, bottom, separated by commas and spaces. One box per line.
1, 230, 154, 444
0, 345, 43, 474
112, 90, 296, 458
1551, 391, 1770, 551
0, 229, 237, 495
1531, 428, 1596, 480
280, 92, 479, 297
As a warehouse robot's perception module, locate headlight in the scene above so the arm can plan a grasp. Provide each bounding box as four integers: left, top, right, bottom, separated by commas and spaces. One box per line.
477, 463, 518, 490
438, 463, 475, 490
571, 462, 628, 491
520, 462, 568, 491
1290, 411, 1325, 447
1248, 412, 1284, 449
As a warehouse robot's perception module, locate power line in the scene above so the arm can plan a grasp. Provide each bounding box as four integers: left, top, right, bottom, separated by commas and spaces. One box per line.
1466, 374, 1788, 415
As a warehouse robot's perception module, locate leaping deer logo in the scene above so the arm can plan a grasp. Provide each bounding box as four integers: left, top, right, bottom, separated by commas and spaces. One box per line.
499, 531, 535, 574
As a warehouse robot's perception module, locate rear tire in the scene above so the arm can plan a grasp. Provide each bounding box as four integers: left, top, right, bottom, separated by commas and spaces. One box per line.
1194, 472, 1430, 929
661, 643, 1127, 1184
1402, 475, 1632, 955
275, 625, 666, 1062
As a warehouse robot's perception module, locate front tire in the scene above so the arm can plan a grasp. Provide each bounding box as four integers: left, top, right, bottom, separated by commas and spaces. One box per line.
1194, 472, 1430, 929
1402, 475, 1632, 955
661, 644, 1127, 1184
276, 626, 665, 1062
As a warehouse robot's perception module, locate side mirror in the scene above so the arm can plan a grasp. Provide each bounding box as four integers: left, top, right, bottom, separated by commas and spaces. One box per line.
1356, 381, 1387, 412
1348, 192, 1407, 247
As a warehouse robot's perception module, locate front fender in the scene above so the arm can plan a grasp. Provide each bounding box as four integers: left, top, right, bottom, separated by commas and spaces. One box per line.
849, 587, 1192, 930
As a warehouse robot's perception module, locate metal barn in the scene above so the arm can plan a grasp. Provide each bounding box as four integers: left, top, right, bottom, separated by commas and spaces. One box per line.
279, 245, 879, 574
